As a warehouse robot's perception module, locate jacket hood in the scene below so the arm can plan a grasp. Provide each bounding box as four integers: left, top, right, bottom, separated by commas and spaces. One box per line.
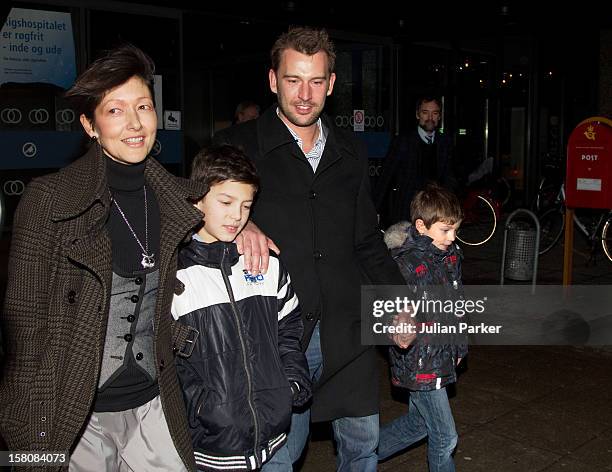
384, 220, 459, 261
384, 221, 412, 250
384, 221, 428, 256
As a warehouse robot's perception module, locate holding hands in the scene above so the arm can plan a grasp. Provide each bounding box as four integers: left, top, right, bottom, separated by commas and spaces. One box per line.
391, 310, 417, 349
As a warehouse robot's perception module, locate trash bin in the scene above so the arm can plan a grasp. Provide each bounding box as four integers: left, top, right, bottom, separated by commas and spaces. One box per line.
500, 209, 540, 291
504, 221, 536, 280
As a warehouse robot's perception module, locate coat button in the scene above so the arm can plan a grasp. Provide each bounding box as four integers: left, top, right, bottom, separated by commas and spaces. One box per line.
136, 352, 143, 361
135, 277, 143, 285
130, 295, 139, 303
67, 290, 76, 304
127, 315, 135, 323
174, 279, 185, 295
159, 359, 165, 371
124, 334, 133, 342
309, 190, 317, 199
305, 312, 315, 321
313, 251, 322, 260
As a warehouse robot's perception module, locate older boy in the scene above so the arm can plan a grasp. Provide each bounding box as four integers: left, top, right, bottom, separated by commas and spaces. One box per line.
172, 145, 310, 471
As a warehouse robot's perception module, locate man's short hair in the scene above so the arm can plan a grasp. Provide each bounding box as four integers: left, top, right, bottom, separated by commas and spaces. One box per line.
415, 96, 442, 113
234, 100, 260, 121
410, 183, 463, 227
190, 144, 260, 197
270, 26, 336, 75
65, 43, 155, 124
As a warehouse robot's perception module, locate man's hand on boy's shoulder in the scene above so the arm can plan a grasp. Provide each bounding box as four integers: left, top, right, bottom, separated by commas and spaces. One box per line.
235, 221, 280, 274
391, 310, 417, 349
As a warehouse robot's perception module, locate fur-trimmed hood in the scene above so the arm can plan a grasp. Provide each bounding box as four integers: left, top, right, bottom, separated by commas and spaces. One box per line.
384, 220, 461, 262
383, 221, 412, 250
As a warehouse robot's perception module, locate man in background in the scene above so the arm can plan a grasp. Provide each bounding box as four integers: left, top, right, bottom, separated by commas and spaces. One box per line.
376, 96, 457, 226
234, 100, 260, 123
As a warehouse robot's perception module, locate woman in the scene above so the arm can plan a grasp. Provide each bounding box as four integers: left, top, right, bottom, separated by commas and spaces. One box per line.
0, 44, 201, 471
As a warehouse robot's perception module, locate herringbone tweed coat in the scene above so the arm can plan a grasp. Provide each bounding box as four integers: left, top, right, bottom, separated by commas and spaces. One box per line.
0, 144, 204, 471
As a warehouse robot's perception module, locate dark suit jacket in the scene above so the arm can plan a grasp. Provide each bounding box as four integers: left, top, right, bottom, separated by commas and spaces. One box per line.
375, 128, 456, 226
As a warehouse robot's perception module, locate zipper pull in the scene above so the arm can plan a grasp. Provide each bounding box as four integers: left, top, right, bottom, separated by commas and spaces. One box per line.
220, 245, 227, 273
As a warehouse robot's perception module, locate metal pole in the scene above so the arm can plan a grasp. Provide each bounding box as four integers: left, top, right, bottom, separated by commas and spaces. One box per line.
563, 208, 574, 285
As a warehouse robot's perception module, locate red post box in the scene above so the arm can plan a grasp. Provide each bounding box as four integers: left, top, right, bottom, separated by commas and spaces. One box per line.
566, 116, 612, 209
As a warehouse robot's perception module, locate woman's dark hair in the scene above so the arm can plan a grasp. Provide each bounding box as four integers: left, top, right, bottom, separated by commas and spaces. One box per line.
65, 43, 155, 123
190, 144, 259, 197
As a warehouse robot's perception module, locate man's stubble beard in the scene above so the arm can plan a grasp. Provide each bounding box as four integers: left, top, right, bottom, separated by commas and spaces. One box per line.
278, 91, 325, 128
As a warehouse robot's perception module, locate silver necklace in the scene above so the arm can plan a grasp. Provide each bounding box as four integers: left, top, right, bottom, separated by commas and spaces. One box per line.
112, 186, 155, 269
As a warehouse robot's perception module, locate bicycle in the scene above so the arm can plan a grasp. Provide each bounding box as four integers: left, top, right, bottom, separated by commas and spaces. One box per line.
455, 157, 506, 246
533, 163, 563, 214
537, 183, 612, 262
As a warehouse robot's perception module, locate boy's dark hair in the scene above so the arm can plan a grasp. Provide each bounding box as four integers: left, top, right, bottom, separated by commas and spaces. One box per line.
190, 144, 259, 197
270, 26, 336, 75
65, 43, 155, 123
410, 183, 463, 227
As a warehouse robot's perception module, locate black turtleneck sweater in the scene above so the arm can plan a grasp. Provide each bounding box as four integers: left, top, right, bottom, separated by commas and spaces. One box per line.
94, 157, 161, 412
106, 158, 160, 274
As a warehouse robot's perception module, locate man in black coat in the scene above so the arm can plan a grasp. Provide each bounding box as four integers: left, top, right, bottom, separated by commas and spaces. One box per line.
215, 27, 404, 471
375, 96, 457, 227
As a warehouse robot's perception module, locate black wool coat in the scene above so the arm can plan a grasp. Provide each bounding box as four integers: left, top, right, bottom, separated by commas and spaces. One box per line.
0, 145, 204, 471
215, 106, 404, 421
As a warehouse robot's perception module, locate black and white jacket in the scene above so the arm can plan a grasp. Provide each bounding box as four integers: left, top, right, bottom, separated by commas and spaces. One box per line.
172, 238, 310, 471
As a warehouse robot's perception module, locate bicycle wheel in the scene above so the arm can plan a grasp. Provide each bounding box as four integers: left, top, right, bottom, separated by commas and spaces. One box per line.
494, 177, 512, 207
457, 195, 497, 245
601, 216, 612, 263
538, 207, 565, 255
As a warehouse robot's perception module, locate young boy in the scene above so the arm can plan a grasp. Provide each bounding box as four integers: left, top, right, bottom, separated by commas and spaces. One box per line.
172, 144, 311, 471
378, 183, 466, 472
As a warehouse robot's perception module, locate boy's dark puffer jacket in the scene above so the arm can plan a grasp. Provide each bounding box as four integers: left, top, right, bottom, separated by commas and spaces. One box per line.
172, 239, 310, 471
384, 222, 468, 391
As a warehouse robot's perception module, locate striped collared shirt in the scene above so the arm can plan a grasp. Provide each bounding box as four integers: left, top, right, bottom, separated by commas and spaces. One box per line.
277, 108, 327, 172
